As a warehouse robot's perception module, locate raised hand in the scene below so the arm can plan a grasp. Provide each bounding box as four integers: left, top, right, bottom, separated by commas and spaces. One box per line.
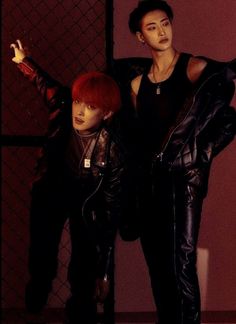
10, 39, 27, 64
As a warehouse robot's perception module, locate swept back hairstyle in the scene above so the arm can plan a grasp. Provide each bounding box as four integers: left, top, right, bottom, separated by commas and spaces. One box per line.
72, 71, 121, 114
129, 0, 174, 34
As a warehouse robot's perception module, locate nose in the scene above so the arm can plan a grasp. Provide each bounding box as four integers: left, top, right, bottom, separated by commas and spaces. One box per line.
158, 26, 165, 36
77, 102, 86, 115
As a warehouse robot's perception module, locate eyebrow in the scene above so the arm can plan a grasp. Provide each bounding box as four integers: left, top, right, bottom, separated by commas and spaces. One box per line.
145, 17, 169, 27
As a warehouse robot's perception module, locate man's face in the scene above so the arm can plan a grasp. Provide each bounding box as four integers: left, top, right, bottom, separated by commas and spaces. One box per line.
137, 9, 173, 52
72, 99, 108, 134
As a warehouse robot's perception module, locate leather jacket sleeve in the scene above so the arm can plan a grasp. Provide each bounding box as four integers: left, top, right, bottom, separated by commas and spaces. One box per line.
17, 57, 70, 112
85, 135, 126, 278
94, 140, 126, 280
168, 59, 236, 170
197, 79, 236, 164
212, 105, 236, 156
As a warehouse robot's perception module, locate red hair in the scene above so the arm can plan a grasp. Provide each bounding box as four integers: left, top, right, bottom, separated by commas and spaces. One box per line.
72, 71, 121, 113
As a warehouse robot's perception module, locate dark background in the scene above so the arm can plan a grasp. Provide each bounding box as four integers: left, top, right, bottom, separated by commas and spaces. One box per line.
1, 0, 236, 321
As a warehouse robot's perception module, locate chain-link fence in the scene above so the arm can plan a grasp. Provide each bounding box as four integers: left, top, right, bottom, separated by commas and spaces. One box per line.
1, 0, 113, 322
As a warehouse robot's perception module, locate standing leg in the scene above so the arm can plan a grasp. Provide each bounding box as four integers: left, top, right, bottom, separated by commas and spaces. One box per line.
65, 215, 97, 324
25, 185, 67, 314
103, 250, 115, 324
140, 171, 180, 324
174, 178, 204, 324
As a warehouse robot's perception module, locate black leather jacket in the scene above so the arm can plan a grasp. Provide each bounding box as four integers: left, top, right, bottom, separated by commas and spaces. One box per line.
111, 56, 236, 240
158, 58, 236, 170
112, 56, 236, 182
17, 57, 126, 279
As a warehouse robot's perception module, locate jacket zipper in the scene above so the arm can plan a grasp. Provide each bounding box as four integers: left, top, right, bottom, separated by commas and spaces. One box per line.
82, 175, 114, 280
81, 175, 104, 226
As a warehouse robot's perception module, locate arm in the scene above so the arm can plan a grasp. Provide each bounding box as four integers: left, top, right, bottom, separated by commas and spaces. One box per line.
99, 159, 125, 272
10, 39, 68, 111
130, 75, 142, 109
198, 80, 236, 162
207, 60, 236, 155
94, 142, 126, 302
211, 80, 236, 156
187, 56, 207, 83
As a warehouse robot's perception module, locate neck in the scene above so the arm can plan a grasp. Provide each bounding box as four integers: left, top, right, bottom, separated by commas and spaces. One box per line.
150, 48, 179, 83
74, 128, 99, 137
152, 48, 177, 72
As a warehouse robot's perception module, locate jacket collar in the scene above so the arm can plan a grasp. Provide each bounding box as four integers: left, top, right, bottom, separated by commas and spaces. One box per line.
92, 127, 110, 170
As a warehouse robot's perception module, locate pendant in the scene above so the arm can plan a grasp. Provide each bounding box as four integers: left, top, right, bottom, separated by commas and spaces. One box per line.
156, 84, 161, 95
84, 158, 91, 168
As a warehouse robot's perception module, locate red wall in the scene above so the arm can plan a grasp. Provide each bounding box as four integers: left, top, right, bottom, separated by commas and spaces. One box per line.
113, 0, 236, 312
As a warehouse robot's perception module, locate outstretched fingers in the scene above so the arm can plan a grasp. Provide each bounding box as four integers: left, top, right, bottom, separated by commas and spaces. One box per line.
16, 39, 23, 49
10, 39, 26, 64
10, 43, 17, 49
10, 39, 23, 49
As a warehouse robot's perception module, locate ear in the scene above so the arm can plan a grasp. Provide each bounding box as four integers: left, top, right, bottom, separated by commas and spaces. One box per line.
103, 111, 113, 120
136, 31, 145, 44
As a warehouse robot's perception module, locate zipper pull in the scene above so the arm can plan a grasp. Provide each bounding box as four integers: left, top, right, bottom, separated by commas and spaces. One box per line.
159, 152, 163, 162
155, 152, 163, 162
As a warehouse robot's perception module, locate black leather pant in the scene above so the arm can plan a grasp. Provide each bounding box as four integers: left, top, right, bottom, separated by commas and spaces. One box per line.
140, 169, 204, 324
25, 183, 98, 323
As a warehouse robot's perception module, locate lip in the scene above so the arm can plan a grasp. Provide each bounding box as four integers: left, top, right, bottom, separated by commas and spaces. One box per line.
75, 117, 84, 124
159, 38, 168, 43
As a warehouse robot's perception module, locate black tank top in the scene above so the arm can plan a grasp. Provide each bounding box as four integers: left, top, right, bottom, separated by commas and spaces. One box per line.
137, 52, 193, 153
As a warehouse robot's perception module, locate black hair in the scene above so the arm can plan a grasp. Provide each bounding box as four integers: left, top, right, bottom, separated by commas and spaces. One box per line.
129, 0, 174, 34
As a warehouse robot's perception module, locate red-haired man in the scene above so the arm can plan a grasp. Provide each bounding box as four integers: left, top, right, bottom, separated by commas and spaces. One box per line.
10, 39, 125, 324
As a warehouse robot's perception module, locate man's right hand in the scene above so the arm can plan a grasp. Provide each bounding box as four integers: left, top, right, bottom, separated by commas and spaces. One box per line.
10, 39, 27, 64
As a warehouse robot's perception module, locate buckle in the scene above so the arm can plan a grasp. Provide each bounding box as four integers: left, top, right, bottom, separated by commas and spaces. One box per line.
154, 152, 163, 162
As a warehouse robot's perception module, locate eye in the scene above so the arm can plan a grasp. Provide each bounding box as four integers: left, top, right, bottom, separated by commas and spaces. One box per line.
73, 99, 80, 104
162, 20, 170, 27
147, 26, 156, 31
86, 104, 97, 110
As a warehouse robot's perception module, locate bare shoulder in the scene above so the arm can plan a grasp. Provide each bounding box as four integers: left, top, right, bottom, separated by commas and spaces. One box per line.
187, 56, 208, 83
131, 74, 143, 95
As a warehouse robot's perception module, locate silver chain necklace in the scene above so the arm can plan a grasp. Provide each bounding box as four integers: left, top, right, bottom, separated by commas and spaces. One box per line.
151, 51, 178, 95
74, 129, 98, 168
